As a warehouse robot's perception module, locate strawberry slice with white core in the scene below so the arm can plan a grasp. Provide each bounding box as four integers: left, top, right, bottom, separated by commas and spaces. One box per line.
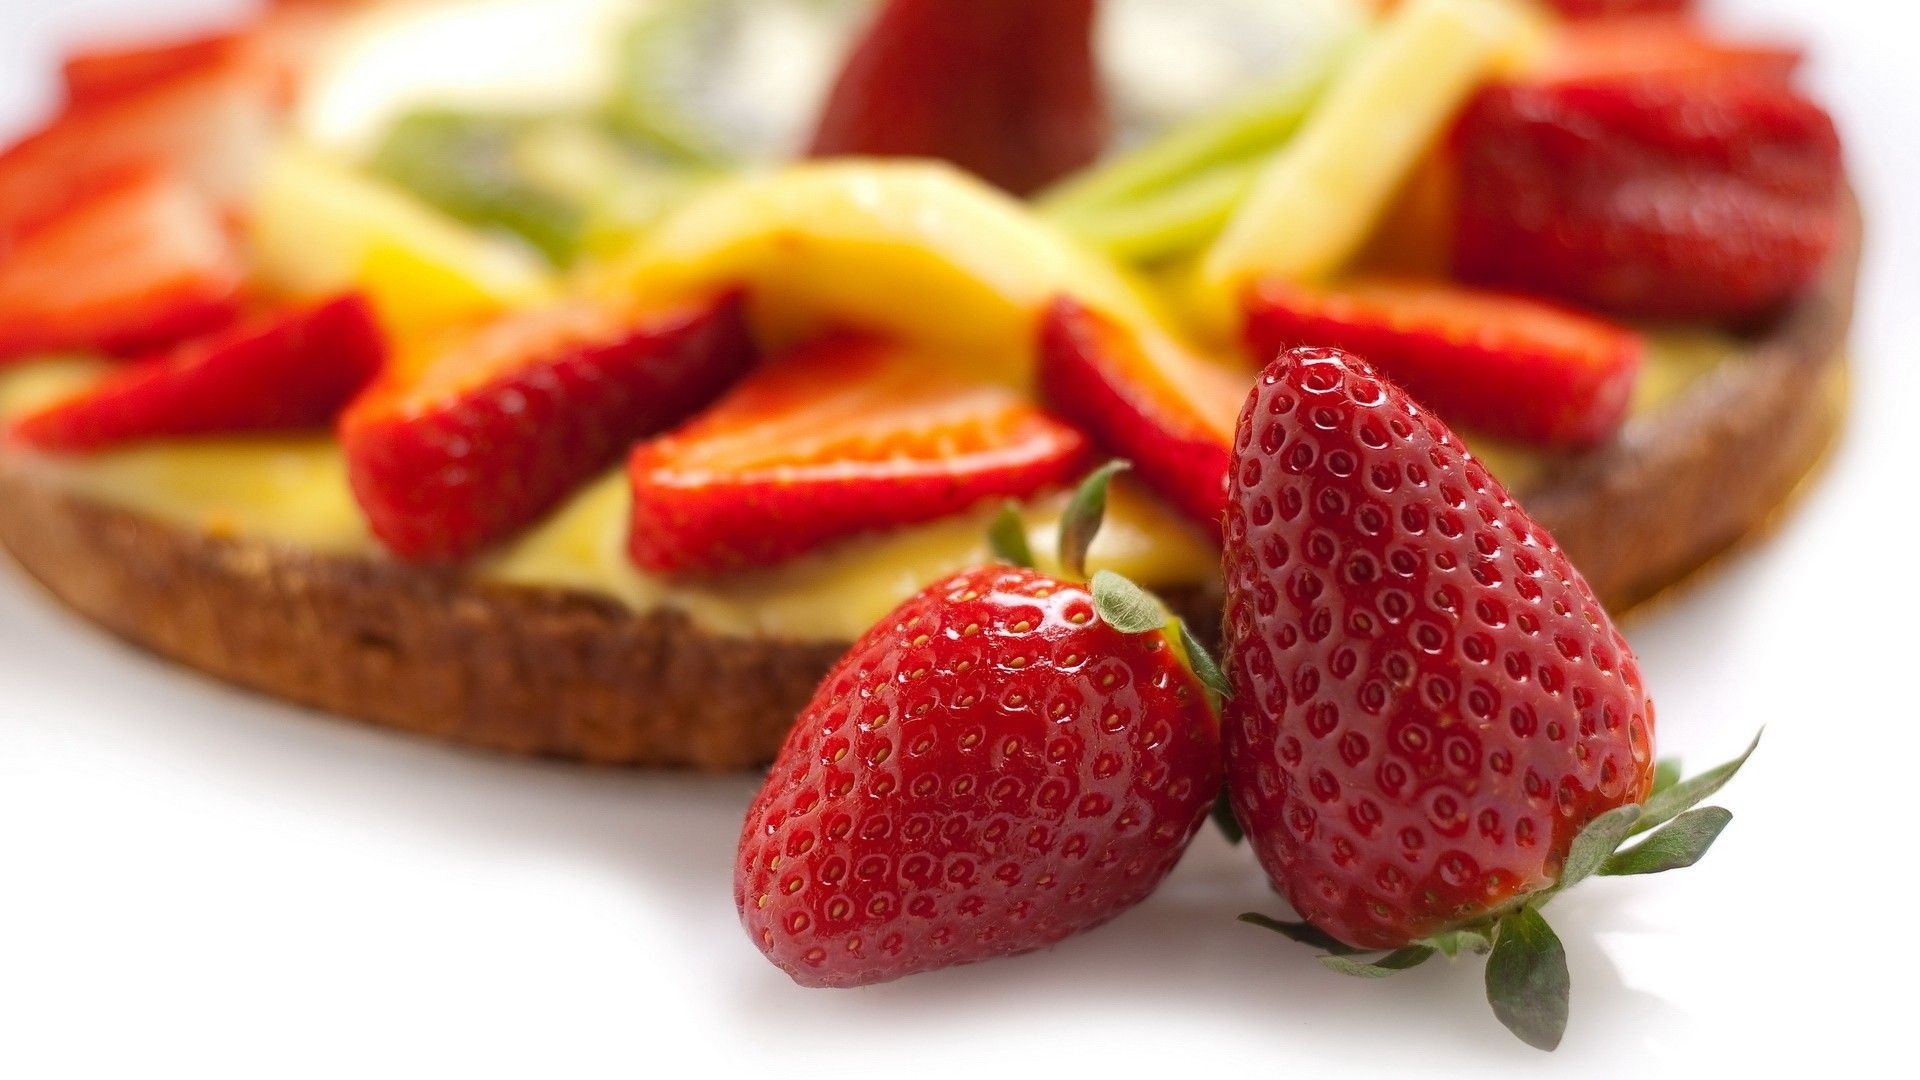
1243, 276, 1644, 448
1038, 297, 1247, 537
0, 57, 275, 242
0, 168, 246, 363
8, 293, 386, 453
343, 292, 756, 562
629, 335, 1093, 575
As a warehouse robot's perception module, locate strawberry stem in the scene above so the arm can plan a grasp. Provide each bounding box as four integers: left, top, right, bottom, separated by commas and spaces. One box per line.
987, 501, 1037, 569
1058, 459, 1130, 580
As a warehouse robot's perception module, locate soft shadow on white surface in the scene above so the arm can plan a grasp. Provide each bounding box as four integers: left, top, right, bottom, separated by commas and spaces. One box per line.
0, 555, 1683, 1077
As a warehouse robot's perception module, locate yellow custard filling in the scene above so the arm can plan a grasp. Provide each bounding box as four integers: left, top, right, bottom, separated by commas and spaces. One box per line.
0, 360, 1215, 642
0, 327, 1739, 642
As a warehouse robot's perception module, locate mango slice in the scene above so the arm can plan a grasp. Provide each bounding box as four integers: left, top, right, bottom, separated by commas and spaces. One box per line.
250, 144, 556, 341
1197, 0, 1541, 313
597, 160, 1161, 387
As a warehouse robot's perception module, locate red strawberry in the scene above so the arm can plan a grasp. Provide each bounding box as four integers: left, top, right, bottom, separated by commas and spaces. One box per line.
1452, 39, 1843, 322
737, 538, 1221, 986
1038, 298, 1248, 537
630, 336, 1092, 575
61, 31, 246, 106
1223, 348, 1753, 1049
60, 0, 336, 107
7, 294, 384, 453
342, 293, 754, 562
1242, 276, 1644, 448
807, 0, 1108, 196
0, 168, 246, 364
1538, 0, 1694, 20
1541, 16, 1802, 85
0, 57, 275, 243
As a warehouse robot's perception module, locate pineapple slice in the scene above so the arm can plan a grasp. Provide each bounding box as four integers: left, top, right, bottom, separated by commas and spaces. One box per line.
1197, 0, 1542, 314
250, 144, 556, 342
597, 161, 1163, 387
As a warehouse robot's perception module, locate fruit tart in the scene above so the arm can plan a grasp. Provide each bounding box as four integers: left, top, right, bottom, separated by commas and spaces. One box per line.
0, 0, 1854, 768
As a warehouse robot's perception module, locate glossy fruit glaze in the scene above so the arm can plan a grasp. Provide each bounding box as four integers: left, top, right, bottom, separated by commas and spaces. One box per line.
1221, 348, 1655, 950
737, 564, 1220, 986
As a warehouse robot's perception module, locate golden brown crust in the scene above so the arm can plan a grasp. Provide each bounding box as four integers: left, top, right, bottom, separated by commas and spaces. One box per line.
0, 199, 1858, 769
1521, 193, 1858, 611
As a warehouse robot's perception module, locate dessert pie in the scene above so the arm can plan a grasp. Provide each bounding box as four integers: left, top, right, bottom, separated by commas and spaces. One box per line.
0, 0, 1852, 768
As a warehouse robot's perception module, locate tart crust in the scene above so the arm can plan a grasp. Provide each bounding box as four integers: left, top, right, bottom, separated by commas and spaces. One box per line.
0, 200, 1859, 770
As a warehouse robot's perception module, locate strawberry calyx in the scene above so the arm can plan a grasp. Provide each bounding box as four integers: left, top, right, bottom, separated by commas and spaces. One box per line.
992, 459, 1234, 702
1241, 731, 1761, 1051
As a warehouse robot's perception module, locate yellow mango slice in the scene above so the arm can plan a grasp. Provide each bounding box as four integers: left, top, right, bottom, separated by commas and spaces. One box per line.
1197, 0, 1541, 317
250, 144, 556, 341
596, 160, 1162, 387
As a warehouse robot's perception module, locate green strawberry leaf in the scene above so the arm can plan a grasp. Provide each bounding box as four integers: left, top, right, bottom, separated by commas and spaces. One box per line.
1091, 570, 1169, 635
1651, 757, 1683, 796
1602, 807, 1733, 877
1211, 788, 1244, 844
1320, 946, 1436, 978
1058, 460, 1130, 579
1176, 618, 1234, 699
1632, 730, 1761, 837
1485, 907, 1570, 1052
1556, 804, 1643, 892
1237, 913, 1365, 956
1421, 928, 1492, 958
987, 502, 1036, 569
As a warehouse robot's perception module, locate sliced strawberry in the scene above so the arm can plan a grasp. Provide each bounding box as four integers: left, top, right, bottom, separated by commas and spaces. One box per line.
1453, 72, 1842, 322
629, 336, 1091, 574
7, 294, 385, 454
343, 293, 755, 562
1541, 15, 1802, 85
1540, 0, 1694, 19
0, 54, 275, 241
0, 168, 246, 363
61, 31, 247, 106
807, 0, 1107, 196
1038, 298, 1246, 537
61, 0, 338, 108
1243, 276, 1644, 447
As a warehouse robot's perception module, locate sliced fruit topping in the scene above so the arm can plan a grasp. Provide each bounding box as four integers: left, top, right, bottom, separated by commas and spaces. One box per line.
807, 0, 1106, 197
61, 29, 247, 106
629, 335, 1092, 575
1242, 276, 1644, 447
0, 168, 246, 364
342, 292, 754, 562
59, 0, 338, 108
1039, 36, 1356, 266
1197, 0, 1541, 313
251, 145, 558, 342
1538, 0, 1693, 20
7, 294, 385, 454
1539, 14, 1802, 85
1453, 26, 1843, 321
365, 109, 703, 267
738, 465, 1221, 988
1038, 298, 1247, 536
1222, 346, 1754, 1049
368, 109, 586, 265
0, 48, 275, 242
601, 161, 1155, 385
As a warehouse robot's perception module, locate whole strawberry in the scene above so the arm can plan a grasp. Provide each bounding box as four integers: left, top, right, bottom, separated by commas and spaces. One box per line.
736, 468, 1222, 987
1222, 348, 1753, 1050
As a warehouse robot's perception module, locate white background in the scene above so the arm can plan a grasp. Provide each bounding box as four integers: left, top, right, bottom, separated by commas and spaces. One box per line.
2, 1, 1914, 1076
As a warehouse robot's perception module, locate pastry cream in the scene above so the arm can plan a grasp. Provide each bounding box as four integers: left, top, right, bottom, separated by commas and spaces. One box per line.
0, 328, 1738, 642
